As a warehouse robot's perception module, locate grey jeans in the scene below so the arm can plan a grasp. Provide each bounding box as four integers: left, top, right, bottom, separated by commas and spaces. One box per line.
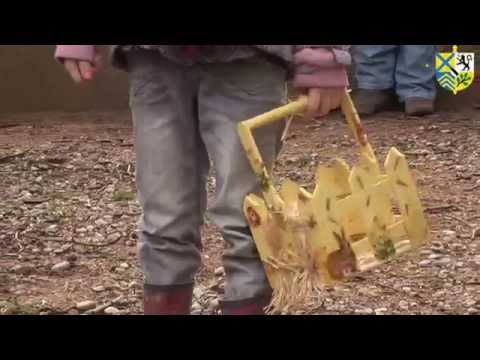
127, 50, 286, 302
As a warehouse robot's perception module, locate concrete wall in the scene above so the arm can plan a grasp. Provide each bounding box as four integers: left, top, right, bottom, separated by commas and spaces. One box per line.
0, 45, 478, 114
0, 45, 129, 114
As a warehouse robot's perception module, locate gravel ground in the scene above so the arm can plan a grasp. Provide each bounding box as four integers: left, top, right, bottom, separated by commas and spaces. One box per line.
1, 107, 479, 315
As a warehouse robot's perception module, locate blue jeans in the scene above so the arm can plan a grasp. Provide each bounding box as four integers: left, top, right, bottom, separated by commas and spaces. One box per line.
353, 45, 437, 102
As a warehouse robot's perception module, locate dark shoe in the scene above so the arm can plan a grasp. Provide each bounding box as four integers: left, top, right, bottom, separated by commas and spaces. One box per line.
405, 98, 435, 117
144, 284, 193, 315
221, 294, 272, 315
352, 89, 397, 116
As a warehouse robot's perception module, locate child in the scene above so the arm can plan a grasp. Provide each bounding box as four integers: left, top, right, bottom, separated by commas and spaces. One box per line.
55, 45, 350, 315
352, 45, 436, 116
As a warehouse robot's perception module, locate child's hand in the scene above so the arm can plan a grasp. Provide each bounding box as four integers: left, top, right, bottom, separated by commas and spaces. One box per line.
306, 88, 345, 119
55, 45, 99, 83
64, 59, 97, 83
293, 47, 351, 119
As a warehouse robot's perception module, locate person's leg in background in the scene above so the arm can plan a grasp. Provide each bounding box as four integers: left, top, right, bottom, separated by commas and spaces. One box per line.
197, 56, 287, 315
128, 50, 210, 315
395, 45, 437, 116
352, 45, 399, 115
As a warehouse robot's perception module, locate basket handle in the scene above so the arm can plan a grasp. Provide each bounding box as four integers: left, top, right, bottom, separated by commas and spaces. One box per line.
238, 90, 379, 210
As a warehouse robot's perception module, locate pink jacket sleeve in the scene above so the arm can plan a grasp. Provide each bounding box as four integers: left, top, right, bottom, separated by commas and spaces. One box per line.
292, 47, 350, 89
54, 45, 97, 63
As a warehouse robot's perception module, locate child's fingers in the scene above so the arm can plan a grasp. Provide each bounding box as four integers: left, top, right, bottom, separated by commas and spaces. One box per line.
78, 61, 94, 81
64, 60, 83, 83
335, 88, 346, 108
93, 54, 103, 72
329, 89, 344, 111
306, 88, 321, 118
319, 91, 331, 116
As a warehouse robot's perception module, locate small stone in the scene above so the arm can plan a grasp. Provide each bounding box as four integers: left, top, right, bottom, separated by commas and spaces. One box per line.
208, 298, 220, 310
399, 300, 409, 310
358, 286, 378, 297
354, 308, 373, 315
419, 260, 431, 267
119, 262, 129, 269
46, 224, 58, 233
125, 240, 134, 247
455, 262, 464, 268
440, 303, 452, 311
76, 227, 87, 233
420, 249, 432, 256
374, 307, 388, 315
51, 261, 71, 272
92, 286, 105, 293
438, 270, 449, 279
442, 230, 456, 240
402, 287, 412, 293
431, 241, 443, 248
11, 264, 34, 275
76, 300, 97, 311
107, 233, 121, 242
192, 303, 202, 312
104, 307, 121, 315
473, 255, 480, 266
193, 287, 204, 300
112, 296, 128, 306
435, 257, 451, 266
214, 267, 225, 277
68, 308, 80, 315
465, 299, 477, 307
93, 233, 105, 242
428, 253, 442, 260
468, 308, 479, 315
95, 219, 108, 227
432, 247, 446, 254
66, 254, 77, 262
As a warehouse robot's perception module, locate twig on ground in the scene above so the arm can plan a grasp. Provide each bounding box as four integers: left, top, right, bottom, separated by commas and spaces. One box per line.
425, 205, 462, 214
371, 280, 431, 307
445, 214, 476, 229
0, 124, 20, 130
0, 149, 29, 164
33, 236, 123, 248
83, 302, 112, 315
15, 232, 24, 252
466, 184, 480, 192
472, 227, 480, 240
445, 215, 479, 240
